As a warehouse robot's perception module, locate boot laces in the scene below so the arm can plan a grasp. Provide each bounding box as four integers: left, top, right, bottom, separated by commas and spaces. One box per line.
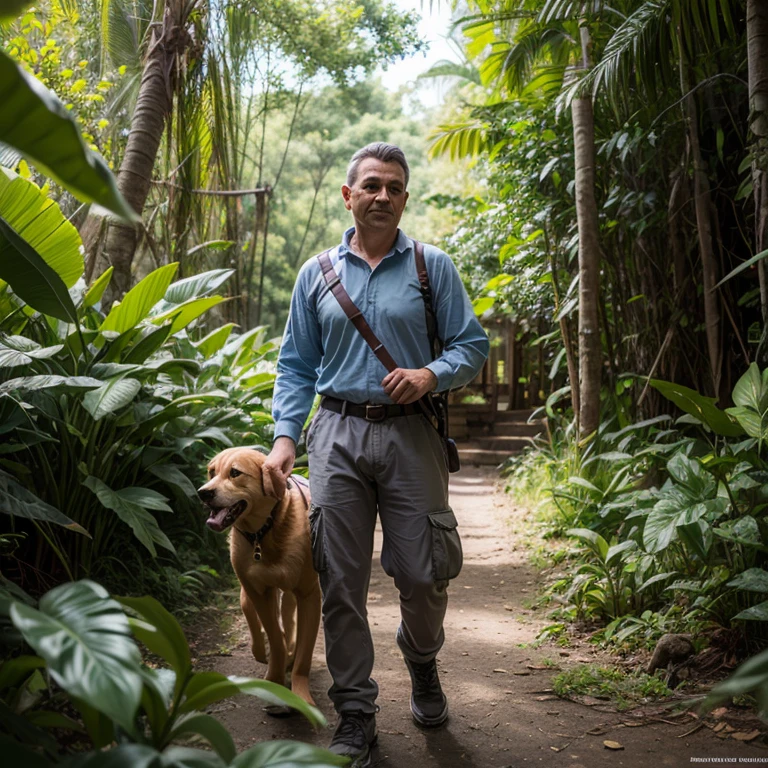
412, 659, 441, 699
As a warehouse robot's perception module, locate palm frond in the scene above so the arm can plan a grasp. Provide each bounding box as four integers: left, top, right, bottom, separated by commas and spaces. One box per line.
428, 119, 489, 160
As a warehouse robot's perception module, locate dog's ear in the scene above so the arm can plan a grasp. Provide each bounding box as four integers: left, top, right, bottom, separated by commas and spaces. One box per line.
262, 464, 287, 501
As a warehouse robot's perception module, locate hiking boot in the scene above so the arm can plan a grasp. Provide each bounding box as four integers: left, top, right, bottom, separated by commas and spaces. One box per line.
328, 710, 378, 767
396, 632, 448, 728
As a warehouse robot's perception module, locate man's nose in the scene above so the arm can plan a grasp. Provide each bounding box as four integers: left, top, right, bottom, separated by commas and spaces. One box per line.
198, 487, 215, 503
375, 187, 390, 202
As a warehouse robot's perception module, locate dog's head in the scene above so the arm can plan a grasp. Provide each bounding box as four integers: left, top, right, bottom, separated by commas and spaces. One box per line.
197, 447, 279, 533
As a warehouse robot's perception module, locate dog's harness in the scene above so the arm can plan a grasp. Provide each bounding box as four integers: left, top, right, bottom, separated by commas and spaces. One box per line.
235, 475, 309, 562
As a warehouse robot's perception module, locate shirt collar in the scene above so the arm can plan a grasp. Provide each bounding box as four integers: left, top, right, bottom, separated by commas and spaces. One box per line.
338, 227, 411, 260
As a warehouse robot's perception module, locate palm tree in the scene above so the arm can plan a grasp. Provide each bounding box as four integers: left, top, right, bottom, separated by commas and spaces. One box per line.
437, 0, 606, 437
579, 0, 740, 396
748, 0, 768, 365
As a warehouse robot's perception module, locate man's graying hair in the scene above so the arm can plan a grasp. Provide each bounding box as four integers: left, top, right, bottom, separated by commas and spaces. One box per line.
346, 143, 410, 189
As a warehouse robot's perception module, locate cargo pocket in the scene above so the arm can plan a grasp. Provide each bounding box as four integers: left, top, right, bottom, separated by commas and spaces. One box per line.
308, 504, 328, 573
428, 509, 463, 582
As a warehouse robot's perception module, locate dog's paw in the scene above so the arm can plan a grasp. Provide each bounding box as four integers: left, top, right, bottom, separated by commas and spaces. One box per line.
251, 638, 268, 664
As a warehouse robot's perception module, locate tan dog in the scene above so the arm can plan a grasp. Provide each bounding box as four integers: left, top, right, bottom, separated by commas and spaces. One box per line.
197, 447, 320, 707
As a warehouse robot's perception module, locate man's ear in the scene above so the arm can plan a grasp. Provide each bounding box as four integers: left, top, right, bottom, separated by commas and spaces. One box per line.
341, 184, 352, 210
262, 464, 287, 501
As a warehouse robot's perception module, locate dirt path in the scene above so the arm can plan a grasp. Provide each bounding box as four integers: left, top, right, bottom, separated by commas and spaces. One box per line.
198, 466, 764, 767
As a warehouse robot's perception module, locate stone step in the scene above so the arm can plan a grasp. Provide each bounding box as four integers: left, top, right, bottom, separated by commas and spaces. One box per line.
492, 421, 542, 438
494, 408, 538, 423
456, 446, 519, 467
471, 435, 535, 452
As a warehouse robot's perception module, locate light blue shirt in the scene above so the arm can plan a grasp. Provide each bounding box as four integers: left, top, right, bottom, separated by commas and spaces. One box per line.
272, 228, 490, 444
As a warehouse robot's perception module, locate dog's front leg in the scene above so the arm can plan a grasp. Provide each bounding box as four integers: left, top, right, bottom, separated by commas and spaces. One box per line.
247, 586, 287, 686
290, 583, 321, 706
240, 586, 267, 664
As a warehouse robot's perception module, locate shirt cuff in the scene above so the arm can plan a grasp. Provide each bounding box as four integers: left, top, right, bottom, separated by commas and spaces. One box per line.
273, 420, 302, 445
425, 359, 454, 393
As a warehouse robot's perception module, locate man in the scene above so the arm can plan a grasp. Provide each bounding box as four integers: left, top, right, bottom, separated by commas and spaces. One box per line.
265, 142, 489, 767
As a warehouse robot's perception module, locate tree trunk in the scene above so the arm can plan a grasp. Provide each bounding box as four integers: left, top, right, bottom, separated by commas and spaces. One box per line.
572, 94, 602, 438
572, 19, 602, 438
748, 0, 768, 366
681, 59, 721, 395
82, 6, 182, 304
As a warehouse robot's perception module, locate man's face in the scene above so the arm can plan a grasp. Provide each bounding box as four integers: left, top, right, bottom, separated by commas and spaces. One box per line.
341, 158, 409, 234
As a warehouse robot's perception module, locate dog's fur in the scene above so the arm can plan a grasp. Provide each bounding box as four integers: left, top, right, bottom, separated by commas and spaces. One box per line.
197, 448, 320, 706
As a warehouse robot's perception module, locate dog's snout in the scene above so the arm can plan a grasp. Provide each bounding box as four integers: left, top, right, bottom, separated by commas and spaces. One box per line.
198, 487, 215, 503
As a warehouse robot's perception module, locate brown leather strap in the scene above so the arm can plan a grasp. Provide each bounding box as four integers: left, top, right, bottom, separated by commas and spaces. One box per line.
317, 250, 399, 372
412, 240, 440, 358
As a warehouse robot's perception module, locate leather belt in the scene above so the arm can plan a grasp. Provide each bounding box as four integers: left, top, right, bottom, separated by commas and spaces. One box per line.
320, 396, 421, 422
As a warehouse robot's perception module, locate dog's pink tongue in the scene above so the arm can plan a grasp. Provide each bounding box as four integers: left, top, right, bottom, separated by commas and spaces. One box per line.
206, 508, 230, 533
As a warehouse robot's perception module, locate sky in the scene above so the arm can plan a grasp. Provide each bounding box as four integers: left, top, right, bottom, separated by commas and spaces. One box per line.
375, 0, 458, 109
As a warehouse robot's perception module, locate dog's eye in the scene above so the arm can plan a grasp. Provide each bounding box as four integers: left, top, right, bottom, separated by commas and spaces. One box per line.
229, 467, 242, 478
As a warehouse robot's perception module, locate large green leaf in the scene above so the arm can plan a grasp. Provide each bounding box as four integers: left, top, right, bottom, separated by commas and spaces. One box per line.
643, 498, 680, 553
649, 379, 743, 437
0, 469, 89, 535
0, 51, 134, 221
0, 169, 83, 287
725, 406, 768, 442
83, 267, 114, 309
82, 378, 142, 420
148, 464, 198, 498
0, 339, 63, 367
168, 713, 236, 763
61, 743, 166, 768
83, 476, 175, 556
162, 269, 235, 306
728, 568, 768, 593
0, 214, 79, 323
733, 601, 768, 622
150, 296, 225, 335
180, 672, 325, 727
101, 264, 178, 333
732, 363, 768, 412
230, 741, 349, 767
118, 595, 190, 681
0, 0, 35, 22
194, 324, 236, 358
0, 374, 101, 394
666, 453, 715, 498
9, 580, 143, 733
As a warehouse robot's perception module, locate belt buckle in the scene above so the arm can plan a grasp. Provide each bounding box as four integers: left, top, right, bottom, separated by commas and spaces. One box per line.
365, 404, 386, 422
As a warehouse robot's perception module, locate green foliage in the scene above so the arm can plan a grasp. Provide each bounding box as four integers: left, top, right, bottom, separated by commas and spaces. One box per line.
510, 364, 768, 651
708, 648, 768, 720
0, 198, 278, 596
0, 579, 343, 766
552, 664, 673, 711
0, 4, 132, 219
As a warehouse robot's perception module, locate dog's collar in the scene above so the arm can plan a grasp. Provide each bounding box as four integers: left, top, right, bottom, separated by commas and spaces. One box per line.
236, 514, 275, 562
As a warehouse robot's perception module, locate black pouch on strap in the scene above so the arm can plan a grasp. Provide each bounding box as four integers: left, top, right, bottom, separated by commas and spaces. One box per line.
443, 437, 461, 473
428, 508, 463, 581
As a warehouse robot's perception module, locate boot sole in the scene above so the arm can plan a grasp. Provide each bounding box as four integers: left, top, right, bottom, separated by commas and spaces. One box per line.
411, 698, 449, 729
349, 735, 378, 768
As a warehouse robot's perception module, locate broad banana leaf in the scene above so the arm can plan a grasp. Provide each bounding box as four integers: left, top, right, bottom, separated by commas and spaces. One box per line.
0, 50, 134, 221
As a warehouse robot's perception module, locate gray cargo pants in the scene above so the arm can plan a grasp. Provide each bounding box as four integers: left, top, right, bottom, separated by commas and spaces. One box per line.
306, 403, 459, 714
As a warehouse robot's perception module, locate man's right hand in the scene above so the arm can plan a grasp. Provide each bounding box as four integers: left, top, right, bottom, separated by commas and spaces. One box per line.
262, 436, 296, 500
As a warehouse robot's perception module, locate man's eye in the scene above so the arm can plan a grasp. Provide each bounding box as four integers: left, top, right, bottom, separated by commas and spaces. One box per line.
230, 468, 242, 478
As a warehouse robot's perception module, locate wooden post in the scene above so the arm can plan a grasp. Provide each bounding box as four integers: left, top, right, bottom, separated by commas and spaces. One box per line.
507, 319, 518, 410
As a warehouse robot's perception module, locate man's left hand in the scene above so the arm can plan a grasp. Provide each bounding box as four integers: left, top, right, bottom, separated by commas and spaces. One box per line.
382, 367, 438, 404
